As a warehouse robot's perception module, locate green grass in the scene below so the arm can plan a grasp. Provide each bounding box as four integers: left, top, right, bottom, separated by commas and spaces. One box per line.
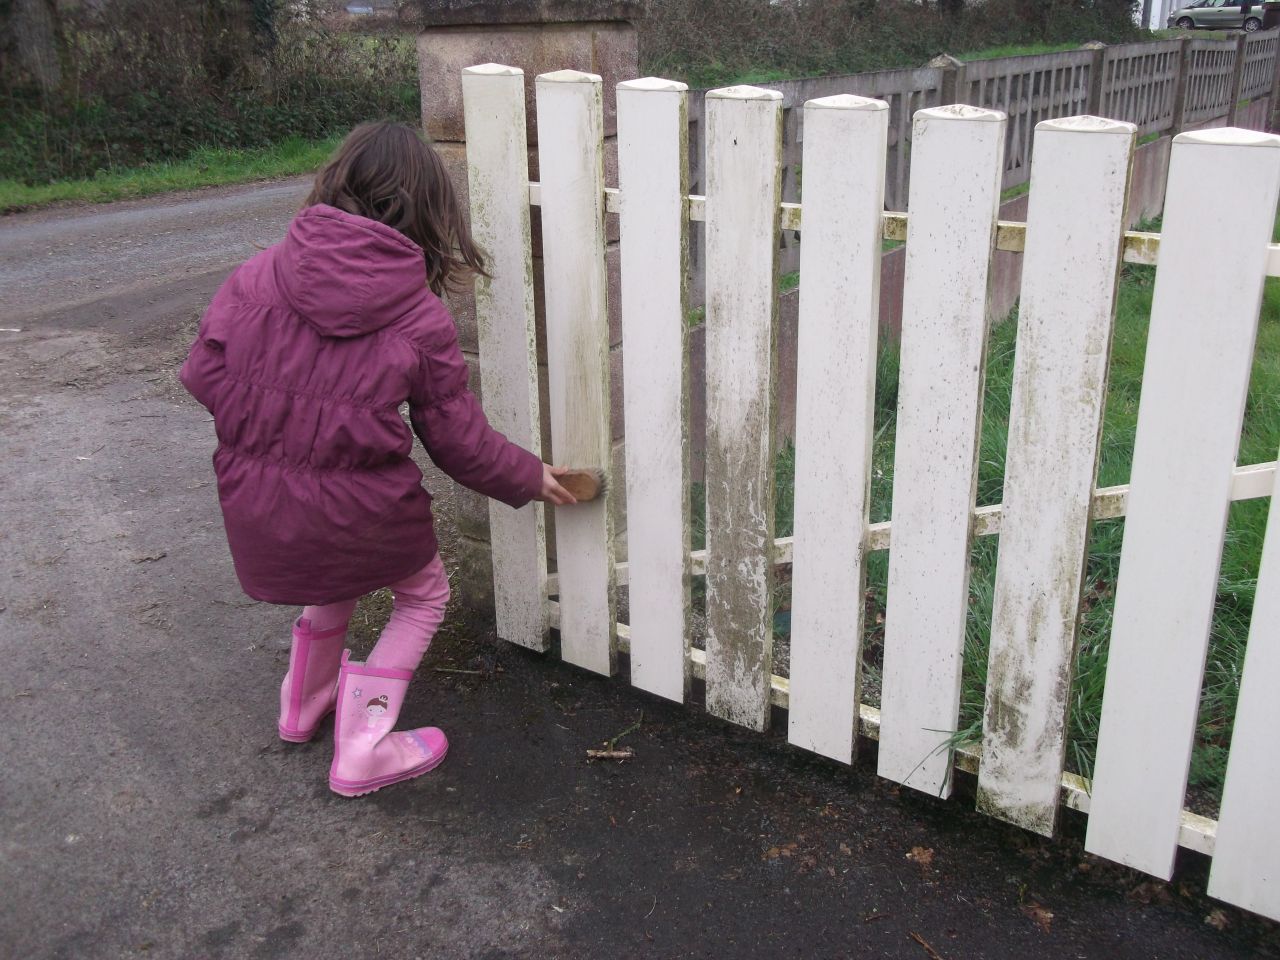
693, 214, 1279, 809
676, 40, 1097, 89
876, 255, 1277, 806
0, 135, 343, 213
675, 63, 797, 89
958, 41, 1085, 61
1000, 181, 1031, 203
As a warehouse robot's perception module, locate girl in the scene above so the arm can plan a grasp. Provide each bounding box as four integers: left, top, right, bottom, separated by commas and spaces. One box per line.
181, 122, 576, 797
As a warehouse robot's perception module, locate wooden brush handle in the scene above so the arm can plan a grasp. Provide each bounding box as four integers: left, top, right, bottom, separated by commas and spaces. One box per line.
558, 469, 605, 502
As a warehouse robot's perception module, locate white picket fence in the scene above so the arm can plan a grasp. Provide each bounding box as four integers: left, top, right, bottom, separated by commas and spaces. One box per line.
460, 62, 1280, 922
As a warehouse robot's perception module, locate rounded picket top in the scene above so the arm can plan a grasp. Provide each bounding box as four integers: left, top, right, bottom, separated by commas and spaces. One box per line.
706, 84, 784, 101
463, 62, 524, 77
1036, 115, 1136, 136
805, 93, 888, 113
536, 69, 603, 85
1173, 126, 1280, 148
916, 103, 1005, 123
617, 76, 688, 93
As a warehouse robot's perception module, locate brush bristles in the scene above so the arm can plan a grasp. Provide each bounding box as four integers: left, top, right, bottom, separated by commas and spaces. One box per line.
559, 468, 607, 502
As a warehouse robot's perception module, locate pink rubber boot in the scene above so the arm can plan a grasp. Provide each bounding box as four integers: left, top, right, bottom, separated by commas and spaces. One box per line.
329, 651, 448, 797
277, 619, 347, 742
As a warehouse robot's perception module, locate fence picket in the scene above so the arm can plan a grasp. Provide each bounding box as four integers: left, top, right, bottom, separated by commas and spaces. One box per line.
976, 116, 1136, 836
703, 85, 783, 732
460, 64, 548, 652
1085, 128, 1280, 879
786, 95, 889, 764
877, 105, 1006, 797
535, 70, 616, 676
617, 77, 692, 702
1208, 450, 1280, 917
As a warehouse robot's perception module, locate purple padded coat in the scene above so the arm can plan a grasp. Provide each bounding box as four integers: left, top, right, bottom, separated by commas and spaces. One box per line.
180, 204, 543, 605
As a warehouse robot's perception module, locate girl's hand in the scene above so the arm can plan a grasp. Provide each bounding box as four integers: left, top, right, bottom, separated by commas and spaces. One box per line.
538, 464, 577, 506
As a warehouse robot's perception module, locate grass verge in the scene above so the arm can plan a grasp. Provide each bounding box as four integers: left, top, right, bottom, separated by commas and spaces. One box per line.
958, 41, 1086, 61
0, 135, 342, 214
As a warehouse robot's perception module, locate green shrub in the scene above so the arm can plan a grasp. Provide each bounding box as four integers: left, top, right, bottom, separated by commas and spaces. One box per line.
1, 4, 419, 185
641, 0, 1142, 87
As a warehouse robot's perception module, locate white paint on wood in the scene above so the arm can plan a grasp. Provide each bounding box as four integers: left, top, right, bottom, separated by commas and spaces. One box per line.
535, 69, 616, 675
787, 94, 889, 764
1085, 126, 1280, 879
977, 116, 1136, 836
703, 84, 783, 732
877, 104, 1007, 797
1209, 451, 1280, 920
617, 77, 692, 702
461, 64, 548, 652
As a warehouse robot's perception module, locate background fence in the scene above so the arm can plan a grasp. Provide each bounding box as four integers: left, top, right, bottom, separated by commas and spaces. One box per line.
685, 30, 1280, 288
461, 64, 1280, 924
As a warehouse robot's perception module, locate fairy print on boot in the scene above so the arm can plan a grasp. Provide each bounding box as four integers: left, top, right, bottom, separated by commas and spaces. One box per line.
278, 618, 348, 742
329, 650, 448, 797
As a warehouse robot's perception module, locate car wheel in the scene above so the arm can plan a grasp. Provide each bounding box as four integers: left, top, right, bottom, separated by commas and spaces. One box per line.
1245, 16, 1261, 30
1176, 16, 1194, 28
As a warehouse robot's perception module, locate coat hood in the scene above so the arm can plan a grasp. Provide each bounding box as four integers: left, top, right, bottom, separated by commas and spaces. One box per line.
276, 204, 428, 338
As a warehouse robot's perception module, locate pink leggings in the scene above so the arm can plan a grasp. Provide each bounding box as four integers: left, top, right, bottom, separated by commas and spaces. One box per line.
301, 554, 450, 673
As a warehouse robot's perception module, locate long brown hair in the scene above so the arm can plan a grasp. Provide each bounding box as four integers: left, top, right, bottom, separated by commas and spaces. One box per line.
305, 122, 487, 296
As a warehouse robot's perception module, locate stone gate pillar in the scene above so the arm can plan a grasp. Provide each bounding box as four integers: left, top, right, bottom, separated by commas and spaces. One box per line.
399, 1, 642, 622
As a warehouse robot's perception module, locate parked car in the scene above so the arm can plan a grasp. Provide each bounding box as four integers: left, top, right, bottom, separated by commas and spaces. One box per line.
1167, 0, 1265, 31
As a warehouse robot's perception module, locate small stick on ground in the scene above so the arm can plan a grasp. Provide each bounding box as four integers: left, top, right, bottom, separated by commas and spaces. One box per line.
586, 712, 643, 762
909, 932, 946, 960
586, 748, 635, 761
433, 667, 485, 676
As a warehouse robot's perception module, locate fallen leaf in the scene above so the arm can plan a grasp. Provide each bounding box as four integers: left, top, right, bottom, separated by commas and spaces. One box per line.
839, 842, 852, 856
1128, 880, 1172, 906
1205, 908, 1230, 931
906, 846, 935, 867
1021, 902, 1054, 934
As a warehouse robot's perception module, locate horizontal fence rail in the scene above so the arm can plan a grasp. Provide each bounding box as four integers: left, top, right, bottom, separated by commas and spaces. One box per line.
527, 183, 1280, 276
543, 461, 1278, 594
464, 64, 1280, 925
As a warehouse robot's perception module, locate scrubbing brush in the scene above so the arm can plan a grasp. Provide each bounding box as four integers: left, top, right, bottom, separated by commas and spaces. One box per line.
558, 468, 607, 503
